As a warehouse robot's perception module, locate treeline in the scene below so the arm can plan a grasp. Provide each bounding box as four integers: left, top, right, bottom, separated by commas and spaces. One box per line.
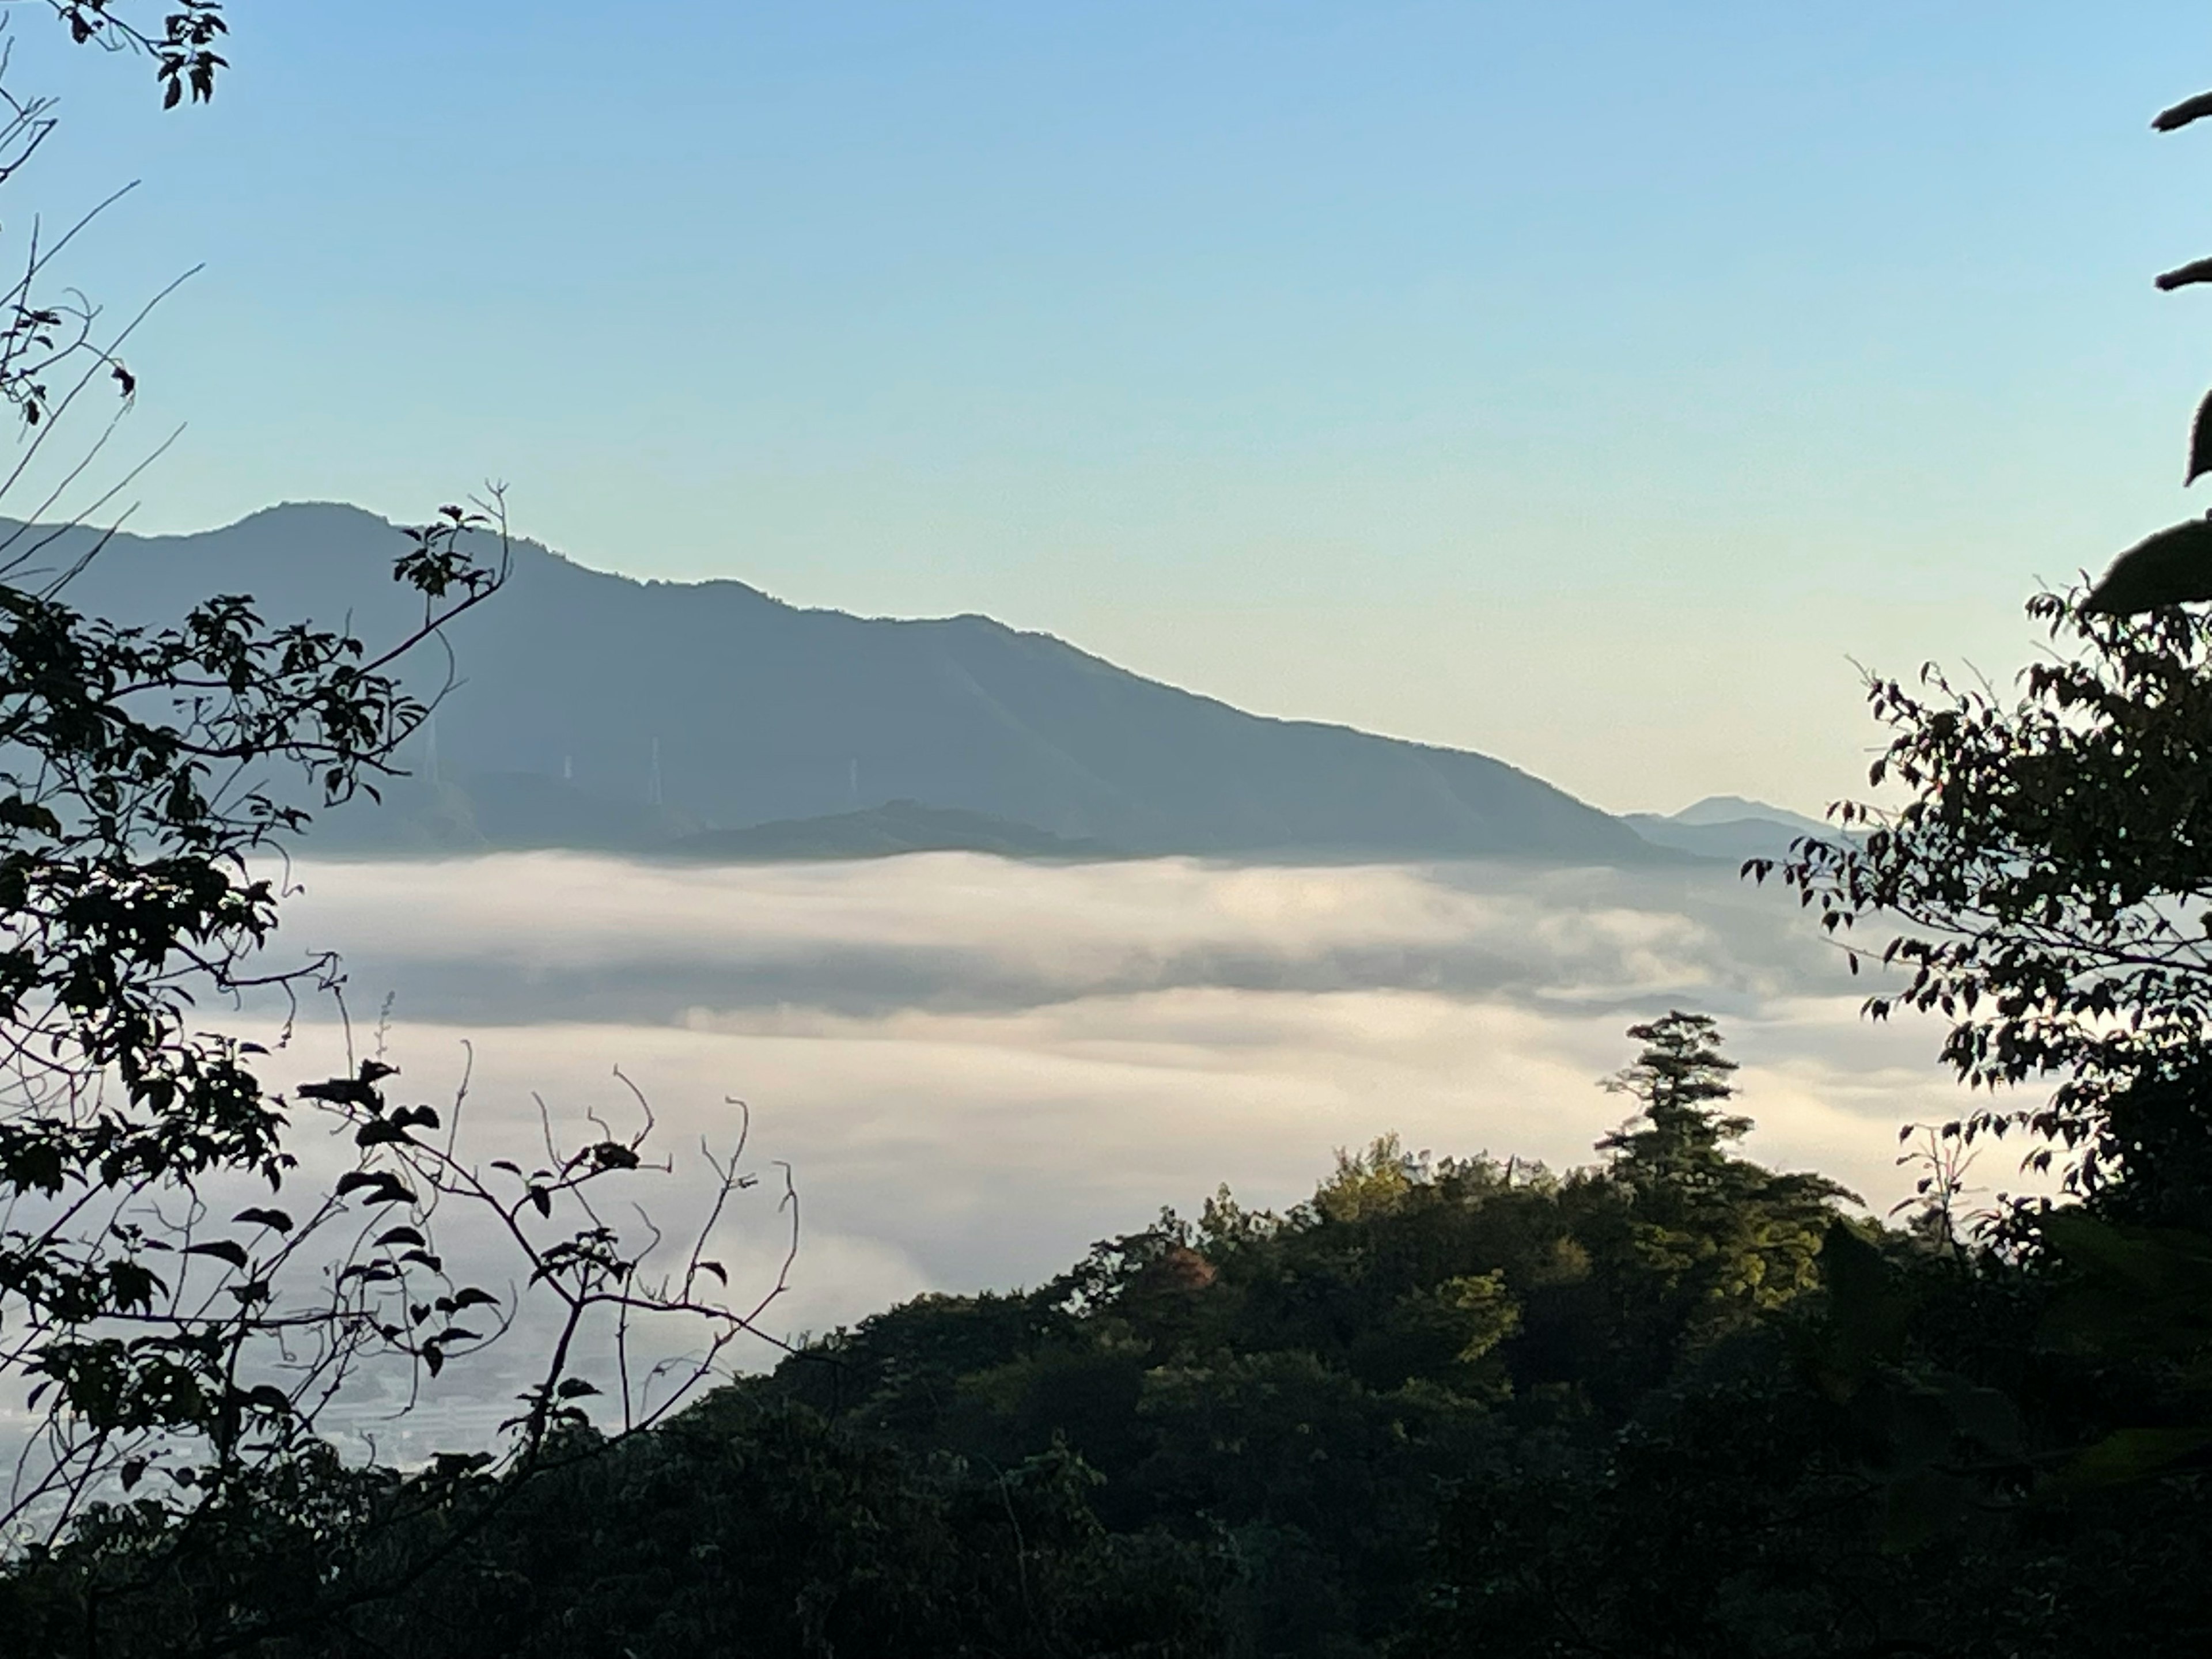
9, 1010, 2207, 1657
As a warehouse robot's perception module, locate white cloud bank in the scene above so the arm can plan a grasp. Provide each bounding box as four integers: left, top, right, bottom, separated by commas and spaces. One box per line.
232, 851, 2013, 1351
5, 850, 2042, 1479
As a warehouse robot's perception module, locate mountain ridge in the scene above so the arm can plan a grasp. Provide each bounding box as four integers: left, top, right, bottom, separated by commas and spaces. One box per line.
30, 502, 1676, 865
1622, 796, 1844, 865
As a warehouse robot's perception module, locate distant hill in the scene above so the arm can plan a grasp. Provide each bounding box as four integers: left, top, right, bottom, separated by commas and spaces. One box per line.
30, 503, 1669, 865
1622, 796, 1844, 865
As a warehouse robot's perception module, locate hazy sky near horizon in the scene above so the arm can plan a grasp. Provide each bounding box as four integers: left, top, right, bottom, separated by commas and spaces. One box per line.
12, 2, 2212, 814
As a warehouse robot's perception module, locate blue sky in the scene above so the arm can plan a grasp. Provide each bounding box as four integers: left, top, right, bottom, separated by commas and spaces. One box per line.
12, 1, 2212, 813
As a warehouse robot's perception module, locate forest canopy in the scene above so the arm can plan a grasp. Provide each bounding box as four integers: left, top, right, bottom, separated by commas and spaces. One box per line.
12, 965, 2211, 1657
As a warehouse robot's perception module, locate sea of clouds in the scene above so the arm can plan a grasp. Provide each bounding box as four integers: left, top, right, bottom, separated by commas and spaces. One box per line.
244, 851, 2008, 1351
4, 850, 2046, 1484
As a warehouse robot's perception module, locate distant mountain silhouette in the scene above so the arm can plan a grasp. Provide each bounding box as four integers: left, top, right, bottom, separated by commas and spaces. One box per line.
32, 502, 1670, 864
1622, 796, 1843, 865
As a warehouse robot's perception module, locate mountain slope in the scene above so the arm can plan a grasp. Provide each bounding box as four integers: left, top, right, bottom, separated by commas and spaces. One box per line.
1622, 796, 1842, 863
669, 800, 1119, 862
36, 503, 1662, 863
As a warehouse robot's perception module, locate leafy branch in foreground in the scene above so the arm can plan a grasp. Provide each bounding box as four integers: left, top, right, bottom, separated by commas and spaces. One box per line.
1756, 590, 2212, 1213
3, 1043, 796, 1659
37, 3, 228, 109
0, 14, 798, 1653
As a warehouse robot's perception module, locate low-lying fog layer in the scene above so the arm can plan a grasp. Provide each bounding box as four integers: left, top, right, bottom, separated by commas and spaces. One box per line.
247, 851, 2006, 1351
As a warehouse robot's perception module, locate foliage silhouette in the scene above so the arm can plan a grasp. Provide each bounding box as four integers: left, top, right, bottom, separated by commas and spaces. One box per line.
0, 13, 795, 1654
2088, 82, 2212, 611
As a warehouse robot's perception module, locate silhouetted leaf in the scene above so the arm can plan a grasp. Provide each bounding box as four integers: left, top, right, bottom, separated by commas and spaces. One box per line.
2158, 256, 2212, 291
2188, 389, 2212, 484
2158, 90, 2212, 131
338, 1172, 418, 1206
301, 1076, 383, 1110
184, 1240, 249, 1271
2083, 518, 2212, 613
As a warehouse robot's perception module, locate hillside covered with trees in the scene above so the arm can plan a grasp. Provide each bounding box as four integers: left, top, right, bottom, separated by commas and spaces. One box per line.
10, 994, 2210, 1656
